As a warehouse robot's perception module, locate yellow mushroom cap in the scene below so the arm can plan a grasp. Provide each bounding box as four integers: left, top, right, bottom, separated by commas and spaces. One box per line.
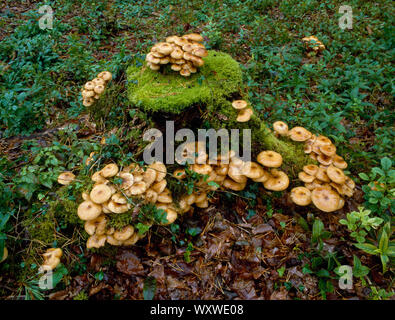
303, 164, 319, 176
257, 151, 283, 168
315, 167, 331, 183
78, 200, 102, 220
192, 48, 208, 57
114, 225, 135, 241
273, 121, 289, 136
111, 193, 127, 204
57, 172, 75, 185
101, 163, 119, 178
84, 81, 95, 90
149, 162, 167, 181
222, 177, 246, 191
263, 169, 289, 191
122, 233, 140, 246
311, 187, 340, 212
127, 181, 147, 196
315, 135, 332, 146
317, 154, 333, 166
195, 199, 209, 208
92, 77, 105, 86
156, 42, 173, 55
108, 200, 131, 214
171, 64, 182, 71
192, 163, 213, 175
298, 171, 315, 183
180, 69, 191, 77
237, 107, 253, 122
326, 165, 346, 184
241, 162, 265, 179
143, 166, 157, 186
157, 189, 173, 203
252, 169, 271, 183
166, 35, 181, 43
106, 235, 123, 246
162, 208, 178, 225
228, 164, 247, 184
87, 234, 106, 249
145, 189, 158, 203
120, 172, 135, 190
84, 215, 107, 236
333, 155, 348, 169
94, 85, 105, 94
152, 179, 167, 194
43, 248, 63, 259
232, 100, 248, 110
288, 127, 312, 142
90, 184, 112, 204
183, 33, 204, 42
320, 144, 336, 157
91, 171, 106, 183
98, 71, 112, 82
344, 176, 355, 190
290, 187, 312, 206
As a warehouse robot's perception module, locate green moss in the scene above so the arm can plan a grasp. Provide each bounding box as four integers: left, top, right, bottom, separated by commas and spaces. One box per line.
127, 50, 243, 113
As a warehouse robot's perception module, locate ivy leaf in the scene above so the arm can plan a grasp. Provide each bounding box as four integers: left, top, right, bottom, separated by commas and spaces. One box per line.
143, 276, 157, 300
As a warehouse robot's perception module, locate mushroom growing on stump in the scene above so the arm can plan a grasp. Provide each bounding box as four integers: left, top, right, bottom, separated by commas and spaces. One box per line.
81, 71, 112, 107
57, 172, 75, 185
264, 169, 289, 191
290, 187, 312, 206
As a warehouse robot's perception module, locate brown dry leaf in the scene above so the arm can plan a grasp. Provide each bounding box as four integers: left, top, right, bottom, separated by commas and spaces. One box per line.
116, 251, 145, 276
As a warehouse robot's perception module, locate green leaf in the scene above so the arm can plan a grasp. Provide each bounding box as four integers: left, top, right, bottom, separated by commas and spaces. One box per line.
379, 230, 389, 254
352, 255, 370, 278
316, 269, 330, 278
277, 266, 286, 277
387, 245, 395, 257
381, 157, 392, 171
143, 276, 157, 300
312, 219, 324, 242
358, 173, 369, 181
355, 243, 379, 255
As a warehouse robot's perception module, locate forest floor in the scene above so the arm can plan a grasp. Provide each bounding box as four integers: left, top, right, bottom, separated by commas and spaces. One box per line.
0, 0, 394, 300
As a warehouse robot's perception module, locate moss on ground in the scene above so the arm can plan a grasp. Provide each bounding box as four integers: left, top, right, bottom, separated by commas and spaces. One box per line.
127, 51, 243, 113
127, 50, 313, 174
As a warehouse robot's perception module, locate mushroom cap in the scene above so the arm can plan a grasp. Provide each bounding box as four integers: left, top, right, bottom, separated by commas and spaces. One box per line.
150, 162, 167, 181
119, 172, 134, 190
106, 235, 123, 246
126, 181, 147, 196
90, 184, 112, 204
290, 187, 312, 206
183, 33, 204, 42
214, 164, 229, 176
191, 56, 204, 67
87, 234, 106, 249
327, 165, 346, 184
148, 63, 160, 71
303, 164, 319, 176
311, 187, 340, 212
171, 64, 182, 71
42, 257, 61, 271
183, 51, 194, 61
162, 208, 178, 225
315, 135, 332, 146
98, 71, 112, 82
257, 151, 283, 168
304, 144, 313, 154
122, 233, 140, 246
92, 77, 105, 86
57, 171, 75, 185
108, 200, 131, 213
298, 171, 315, 183
94, 85, 105, 94
180, 69, 191, 77
1, 247, 8, 263
273, 121, 289, 136
252, 169, 270, 183
231, 100, 248, 110
182, 43, 194, 53
152, 179, 167, 194
288, 127, 312, 142
145, 189, 158, 203
175, 37, 191, 47
82, 90, 94, 98
236, 107, 253, 122
333, 155, 348, 169
111, 193, 127, 204
344, 176, 355, 190
228, 164, 247, 183
315, 167, 331, 182
156, 42, 173, 55
166, 35, 181, 43
92, 171, 106, 183
43, 248, 63, 259
223, 178, 246, 191
192, 163, 213, 175
84, 81, 95, 90
263, 169, 289, 191
320, 144, 336, 157
114, 225, 135, 241
317, 154, 333, 166
84, 215, 107, 236
78, 200, 102, 220
159, 57, 170, 64
101, 163, 119, 178
192, 48, 208, 57
195, 199, 209, 208
241, 162, 265, 179
157, 189, 173, 203
142, 167, 157, 186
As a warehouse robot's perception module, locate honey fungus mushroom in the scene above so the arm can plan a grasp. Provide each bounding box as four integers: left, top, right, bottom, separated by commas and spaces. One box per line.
90, 184, 113, 204
41, 248, 63, 271
311, 187, 340, 212
263, 169, 289, 191
290, 187, 312, 206
57, 171, 75, 185
273, 121, 289, 136
257, 151, 283, 168
78, 200, 102, 220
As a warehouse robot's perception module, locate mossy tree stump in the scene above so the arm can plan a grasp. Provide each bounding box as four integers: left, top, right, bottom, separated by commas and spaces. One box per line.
127, 51, 311, 176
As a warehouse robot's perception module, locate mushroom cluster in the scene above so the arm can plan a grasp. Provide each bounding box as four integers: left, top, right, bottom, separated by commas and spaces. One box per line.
41, 248, 62, 271
69, 161, 184, 249
57, 171, 76, 185
232, 100, 253, 122
81, 71, 112, 107
146, 33, 208, 77
272, 121, 356, 212
302, 36, 325, 53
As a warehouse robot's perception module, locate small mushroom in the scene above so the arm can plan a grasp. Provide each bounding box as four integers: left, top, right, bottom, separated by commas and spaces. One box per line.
111, 193, 127, 204
257, 151, 283, 168
298, 171, 315, 183
150, 162, 167, 181
41, 248, 62, 271
236, 107, 253, 122
114, 225, 135, 241
78, 200, 102, 220
315, 167, 331, 183
288, 127, 312, 142
303, 164, 319, 176
333, 155, 348, 169
263, 169, 289, 191
84, 215, 107, 236
290, 187, 312, 206
108, 200, 131, 214
143, 166, 157, 186
152, 179, 167, 194
120, 172, 135, 190
311, 187, 340, 212
87, 234, 106, 249
241, 162, 265, 179
97, 71, 112, 82
101, 163, 119, 178
57, 172, 75, 185
222, 178, 246, 191
231, 100, 248, 110
273, 121, 289, 136
126, 181, 147, 196
327, 165, 346, 184
90, 184, 113, 204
